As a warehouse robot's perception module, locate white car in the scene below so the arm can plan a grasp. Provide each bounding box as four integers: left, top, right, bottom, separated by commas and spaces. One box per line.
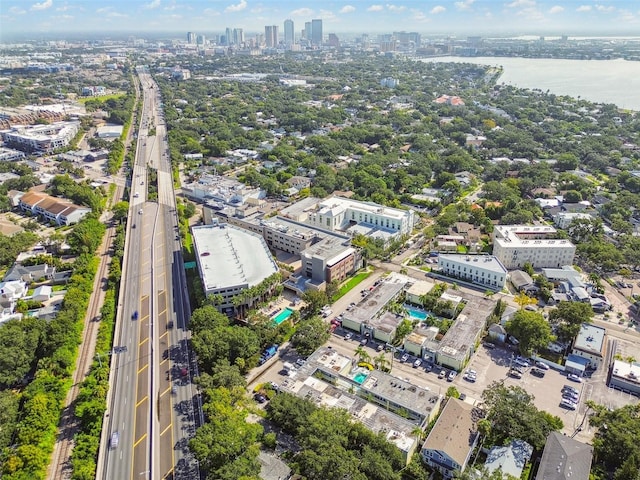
401, 353, 409, 362
560, 399, 577, 410
345, 332, 353, 341
413, 359, 422, 368
138, 209, 143, 214
134, 192, 139, 198
535, 361, 550, 370
567, 373, 582, 383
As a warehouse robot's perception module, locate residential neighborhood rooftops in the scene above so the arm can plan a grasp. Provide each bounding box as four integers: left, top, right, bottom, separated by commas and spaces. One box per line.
535, 432, 593, 480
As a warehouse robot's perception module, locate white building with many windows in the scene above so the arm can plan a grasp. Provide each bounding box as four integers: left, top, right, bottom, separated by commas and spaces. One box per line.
281, 195, 414, 241
492, 225, 575, 270
0, 121, 79, 154
436, 254, 507, 290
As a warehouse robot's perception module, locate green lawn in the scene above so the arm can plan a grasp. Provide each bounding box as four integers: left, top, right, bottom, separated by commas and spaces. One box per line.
78, 93, 125, 104
183, 231, 193, 255
333, 270, 371, 301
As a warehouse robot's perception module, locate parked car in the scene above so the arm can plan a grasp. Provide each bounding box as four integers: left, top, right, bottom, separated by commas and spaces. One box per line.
254, 393, 266, 404
508, 369, 523, 379
438, 370, 446, 379
563, 391, 579, 402
295, 359, 307, 367
464, 369, 477, 382
567, 373, 582, 383
413, 359, 422, 368
401, 353, 409, 362
562, 385, 579, 395
360, 337, 368, 345
447, 371, 456, 382
560, 399, 577, 410
459, 393, 466, 401
376, 344, 384, 352
515, 356, 530, 368
535, 361, 550, 370
483, 342, 496, 349
530, 367, 545, 378
345, 332, 353, 341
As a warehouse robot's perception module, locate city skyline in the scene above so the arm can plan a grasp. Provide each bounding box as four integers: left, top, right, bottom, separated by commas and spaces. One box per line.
2, 0, 640, 40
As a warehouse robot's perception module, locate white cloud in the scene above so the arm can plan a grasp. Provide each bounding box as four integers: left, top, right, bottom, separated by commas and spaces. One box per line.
595, 4, 615, 13
617, 9, 636, 22
367, 5, 384, 12
340, 5, 356, 14
225, 0, 247, 13
31, 0, 53, 11
96, 7, 111, 14
108, 11, 128, 18
516, 7, 543, 20
576, 5, 591, 12
203, 8, 220, 16
319, 9, 336, 20
143, 0, 161, 10
9, 6, 27, 14
53, 14, 73, 20
430, 5, 446, 14
455, 0, 475, 10
506, 0, 535, 8
386, 4, 406, 12
56, 4, 70, 11
291, 7, 313, 16
548, 5, 564, 14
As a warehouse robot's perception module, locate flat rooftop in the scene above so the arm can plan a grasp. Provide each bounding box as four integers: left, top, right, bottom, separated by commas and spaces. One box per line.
438, 254, 508, 275
346, 274, 408, 325
192, 224, 278, 291
438, 296, 495, 362
406, 280, 434, 298
279, 196, 321, 220
611, 360, 640, 385
317, 195, 410, 221
573, 323, 606, 355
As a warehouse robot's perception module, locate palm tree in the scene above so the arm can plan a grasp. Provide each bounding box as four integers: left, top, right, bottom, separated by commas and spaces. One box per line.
354, 346, 370, 364
374, 352, 389, 372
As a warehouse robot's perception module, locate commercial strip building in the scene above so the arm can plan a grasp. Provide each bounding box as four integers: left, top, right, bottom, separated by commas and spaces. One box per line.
569, 323, 606, 371
0, 121, 80, 153
435, 254, 507, 291
341, 274, 408, 343
18, 191, 91, 226
608, 360, 640, 397
420, 398, 480, 479
492, 225, 576, 270
191, 223, 278, 310
281, 346, 442, 464
280, 195, 415, 242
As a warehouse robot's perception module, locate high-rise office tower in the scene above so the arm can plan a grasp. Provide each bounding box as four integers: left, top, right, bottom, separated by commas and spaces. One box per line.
225, 27, 232, 45
233, 28, 244, 45
304, 21, 312, 40
187, 32, 196, 44
311, 19, 323, 46
284, 19, 294, 46
196, 34, 206, 46
265, 25, 278, 48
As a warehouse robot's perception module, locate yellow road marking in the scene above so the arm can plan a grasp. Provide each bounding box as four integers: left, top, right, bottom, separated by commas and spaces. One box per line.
160, 424, 172, 436
136, 395, 148, 407
139, 337, 149, 346
133, 433, 147, 448
137, 364, 148, 374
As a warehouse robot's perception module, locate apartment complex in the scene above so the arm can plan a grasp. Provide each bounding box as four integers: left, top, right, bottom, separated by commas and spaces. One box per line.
281, 195, 415, 242
436, 254, 507, 291
191, 224, 278, 310
18, 191, 91, 226
282, 346, 441, 464
492, 225, 576, 269
0, 121, 80, 153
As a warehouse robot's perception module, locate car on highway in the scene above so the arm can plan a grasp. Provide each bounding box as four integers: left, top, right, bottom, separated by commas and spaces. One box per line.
171, 385, 177, 395
560, 399, 577, 410
167, 320, 174, 329
132, 310, 139, 320
401, 353, 409, 363
413, 359, 422, 368
138, 209, 143, 214
567, 373, 582, 383
110, 431, 119, 449
345, 332, 353, 341
134, 192, 139, 198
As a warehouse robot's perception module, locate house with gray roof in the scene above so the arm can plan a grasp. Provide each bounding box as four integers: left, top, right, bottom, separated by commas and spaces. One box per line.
485, 439, 533, 479
535, 432, 592, 480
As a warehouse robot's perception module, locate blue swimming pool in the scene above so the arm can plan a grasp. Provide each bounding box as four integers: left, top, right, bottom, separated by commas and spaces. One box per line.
407, 308, 427, 321
273, 308, 294, 325
353, 372, 369, 384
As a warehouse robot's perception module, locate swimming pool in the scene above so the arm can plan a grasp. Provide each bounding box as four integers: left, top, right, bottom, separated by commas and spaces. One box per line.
273, 308, 294, 325
407, 307, 427, 321
353, 372, 369, 384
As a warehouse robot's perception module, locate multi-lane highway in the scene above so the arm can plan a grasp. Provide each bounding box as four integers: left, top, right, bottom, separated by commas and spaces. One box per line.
98, 68, 200, 480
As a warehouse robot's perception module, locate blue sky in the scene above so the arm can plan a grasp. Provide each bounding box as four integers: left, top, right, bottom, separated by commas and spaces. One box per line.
1, 0, 639, 38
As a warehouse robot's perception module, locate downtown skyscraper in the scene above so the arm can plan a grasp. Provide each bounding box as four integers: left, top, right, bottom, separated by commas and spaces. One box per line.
264, 25, 278, 48
284, 19, 294, 46
311, 19, 323, 46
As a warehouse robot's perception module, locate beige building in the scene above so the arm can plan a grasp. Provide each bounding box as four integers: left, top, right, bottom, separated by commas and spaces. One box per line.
492, 225, 576, 270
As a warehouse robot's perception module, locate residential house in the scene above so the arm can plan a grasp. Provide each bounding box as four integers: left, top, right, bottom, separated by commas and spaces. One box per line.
32, 285, 52, 302
4, 263, 56, 283
535, 432, 592, 480
420, 398, 480, 479
484, 439, 533, 479
509, 270, 536, 294
18, 191, 91, 226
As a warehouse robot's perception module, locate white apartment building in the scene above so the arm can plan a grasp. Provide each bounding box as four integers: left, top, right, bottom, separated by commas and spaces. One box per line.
283, 196, 414, 240
0, 121, 79, 153
553, 212, 593, 230
492, 225, 576, 270
437, 254, 507, 290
